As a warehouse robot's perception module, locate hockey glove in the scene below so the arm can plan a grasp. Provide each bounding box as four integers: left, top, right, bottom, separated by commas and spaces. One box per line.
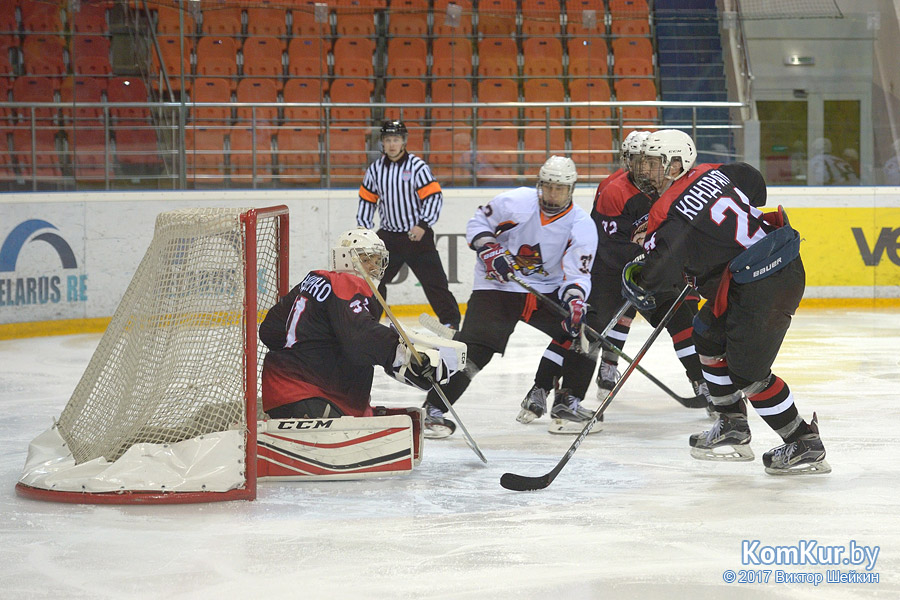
622, 257, 656, 311
477, 242, 516, 283
561, 292, 587, 337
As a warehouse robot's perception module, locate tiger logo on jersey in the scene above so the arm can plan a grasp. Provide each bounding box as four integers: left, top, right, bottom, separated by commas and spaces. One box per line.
513, 244, 548, 276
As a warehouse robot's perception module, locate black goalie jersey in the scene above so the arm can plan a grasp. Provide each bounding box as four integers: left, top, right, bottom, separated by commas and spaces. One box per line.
259, 270, 399, 417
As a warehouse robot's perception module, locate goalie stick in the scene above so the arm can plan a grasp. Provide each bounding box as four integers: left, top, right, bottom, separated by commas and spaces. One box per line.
351, 254, 488, 464
500, 284, 692, 491
507, 273, 706, 409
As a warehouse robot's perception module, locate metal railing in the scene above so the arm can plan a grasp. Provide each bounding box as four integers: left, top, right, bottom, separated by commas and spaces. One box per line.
0, 99, 746, 190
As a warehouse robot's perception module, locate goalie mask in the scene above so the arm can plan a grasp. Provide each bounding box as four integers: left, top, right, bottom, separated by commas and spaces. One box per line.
331, 228, 389, 281
633, 129, 697, 195
537, 155, 577, 216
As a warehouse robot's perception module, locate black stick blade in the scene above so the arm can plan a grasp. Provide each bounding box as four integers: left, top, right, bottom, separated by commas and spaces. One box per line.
500, 471, 553, 492
679, 393, 709, 409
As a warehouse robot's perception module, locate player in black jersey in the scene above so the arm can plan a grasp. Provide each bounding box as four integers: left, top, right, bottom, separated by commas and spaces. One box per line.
518, 132, 706, 428
259, 228, 456, 420
623, 130, 829, 475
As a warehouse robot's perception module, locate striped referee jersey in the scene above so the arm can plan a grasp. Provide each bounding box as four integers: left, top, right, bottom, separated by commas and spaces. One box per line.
357, 152, 443, 232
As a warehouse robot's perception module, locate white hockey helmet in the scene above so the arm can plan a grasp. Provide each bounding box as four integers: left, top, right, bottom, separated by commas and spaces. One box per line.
537, 155, 578, 216
330, 228, 389, 281
635, 129, 697, 194
622, 130, 650, 171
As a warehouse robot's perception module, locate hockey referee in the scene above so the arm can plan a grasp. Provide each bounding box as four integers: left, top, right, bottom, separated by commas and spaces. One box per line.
357, 120, 461, 329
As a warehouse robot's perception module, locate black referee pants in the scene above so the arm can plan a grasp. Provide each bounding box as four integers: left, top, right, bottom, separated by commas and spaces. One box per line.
375, 228, 461, 329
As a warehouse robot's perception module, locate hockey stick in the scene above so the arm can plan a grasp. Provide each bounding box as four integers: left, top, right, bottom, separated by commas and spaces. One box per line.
351, 254, 488, 464
500, 284, 692, 491
507, 273, 706, 409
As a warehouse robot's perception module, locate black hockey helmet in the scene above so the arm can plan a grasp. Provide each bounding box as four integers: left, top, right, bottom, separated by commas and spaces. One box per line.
380, 120, 408, 140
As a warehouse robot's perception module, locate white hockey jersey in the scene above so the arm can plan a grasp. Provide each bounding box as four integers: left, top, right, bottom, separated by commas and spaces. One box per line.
467, 186, 598, 299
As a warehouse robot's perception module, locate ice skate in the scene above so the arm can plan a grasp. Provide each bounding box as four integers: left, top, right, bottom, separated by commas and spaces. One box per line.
596, 360, 619, 401
423, 404, 456, 439
763, 413, 831, 475
516, 384, 548, 424
548, 389, 599, 435
418, 314, 456, 340
689, 412, 754, 461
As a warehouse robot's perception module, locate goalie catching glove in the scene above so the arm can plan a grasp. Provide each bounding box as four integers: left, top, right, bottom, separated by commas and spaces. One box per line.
477, 242, 516, 283
390, 330, 467, 391
622, 255, 656, 311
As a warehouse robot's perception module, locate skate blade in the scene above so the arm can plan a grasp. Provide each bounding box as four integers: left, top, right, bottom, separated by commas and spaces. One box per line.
690, 443, 755, 461
547, 418, 601, 435
765, 459, 832, 476
516, 408, 540, 424
424, 424, 454, 439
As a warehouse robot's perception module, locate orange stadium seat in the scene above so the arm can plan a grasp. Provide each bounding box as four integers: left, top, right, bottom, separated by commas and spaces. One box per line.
230, 127, 275, 183
287, 37, 329, 78
388, 13, 428, 37
477, 79, 518, 122
329, 78, 372, 124
333, 38, 375, 79
477, 38, 517, 78
236, 78, 279, 124
21, 1, 64, 33
476, 122, 519, 181
196, 36, 239, 86
191, 77, 232, 124
386, 38, 427, 78
114, 119, 162, 167
521, 0, 562, 36
0, 40, 15, 80
384, 79, 426, 124
608, 0, 650, 19
72, 1, 110, 34
65, 125, 110, 180
0, 3, 18, 33
0, 77, 11, 120
246, 2, 288, 37
611, 18, 651, 36
335, 13, 376, 38
72, 35, 112, 76
522, 38, 563, 77
60, 77, 106, 123
155, 5, 196, 35
327, 127, 369, 181
201, 6, 243, 36
242, 37, 285, 81
612, 37, 653, 62
523, 78, 565, 121
152, 36, 193, 90
569, 78, 612, 121
566, 0, 606, 34
431, 38, 473, 78
570, 125, 614, 172
568, 37, 609, 77
276, 127, 320, 183
523, 126, 566, 171
433, 0, 473, 37
282, 78, 325, 123
431, 78, 473, 122
291, 1, 329, 37
477, 0, 516, 36
12, 127, 62, 178
614, 56, 653, 78
428, 126, 473, 183
185, 126, 227, 183
22, 35, 66, 78
614, 78, 657, 120
107, 76, 150, 119
12, 77, 58, 120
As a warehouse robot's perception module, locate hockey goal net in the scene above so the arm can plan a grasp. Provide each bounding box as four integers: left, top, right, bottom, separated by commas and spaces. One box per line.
16, 206, 289, 504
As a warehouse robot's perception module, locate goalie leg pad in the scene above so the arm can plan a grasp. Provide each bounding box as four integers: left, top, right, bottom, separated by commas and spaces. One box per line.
257, 415, 416, 481
374, 406, 424, 466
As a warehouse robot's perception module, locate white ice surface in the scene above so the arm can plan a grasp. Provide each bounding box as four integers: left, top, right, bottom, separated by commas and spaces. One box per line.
1, 310, 898, 599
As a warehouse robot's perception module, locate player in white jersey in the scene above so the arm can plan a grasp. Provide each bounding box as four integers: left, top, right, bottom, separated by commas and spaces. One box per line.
422, 156, 600, 438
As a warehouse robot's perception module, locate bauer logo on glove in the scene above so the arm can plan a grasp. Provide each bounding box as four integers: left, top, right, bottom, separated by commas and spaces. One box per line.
477, 242, 517, 283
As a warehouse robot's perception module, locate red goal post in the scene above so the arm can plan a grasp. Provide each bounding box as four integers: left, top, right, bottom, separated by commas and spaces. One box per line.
16, 206, 289, 504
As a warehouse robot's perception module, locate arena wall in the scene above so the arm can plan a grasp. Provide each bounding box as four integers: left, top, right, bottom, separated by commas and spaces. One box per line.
1, 187, 898, 338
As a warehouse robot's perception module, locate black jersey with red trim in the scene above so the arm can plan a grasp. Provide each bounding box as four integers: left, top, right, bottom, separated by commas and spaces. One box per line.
259, 270, 399, 416
641, 162, 773, 298
591, 170, 654, 273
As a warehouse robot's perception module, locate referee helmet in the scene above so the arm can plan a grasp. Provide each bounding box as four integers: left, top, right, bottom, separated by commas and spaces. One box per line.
380, 120, 408, 141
